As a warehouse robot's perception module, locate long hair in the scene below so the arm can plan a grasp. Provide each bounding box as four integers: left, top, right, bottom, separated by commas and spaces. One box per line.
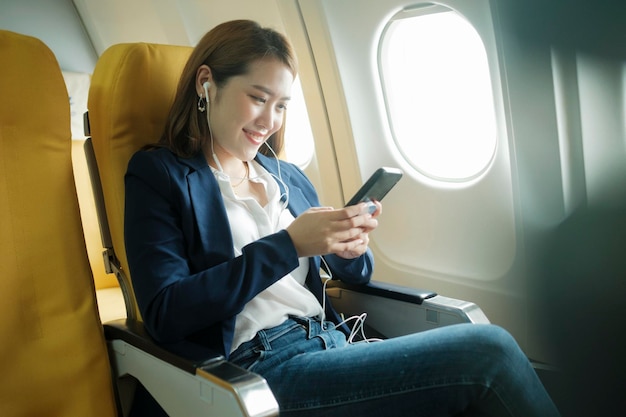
160, 20, 298, 158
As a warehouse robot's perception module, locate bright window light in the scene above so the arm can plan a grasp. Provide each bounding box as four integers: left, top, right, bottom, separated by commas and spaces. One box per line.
283, 77, 314, 168
381, 9, 497, 181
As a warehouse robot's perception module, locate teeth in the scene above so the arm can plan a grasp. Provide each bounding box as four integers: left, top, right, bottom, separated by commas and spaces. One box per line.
246, 130, 265, 141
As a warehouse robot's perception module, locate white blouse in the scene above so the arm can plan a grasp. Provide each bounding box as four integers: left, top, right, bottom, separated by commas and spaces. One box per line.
211, 160, 324, 353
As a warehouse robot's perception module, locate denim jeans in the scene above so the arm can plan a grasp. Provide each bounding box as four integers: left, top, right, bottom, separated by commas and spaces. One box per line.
229, 317, 560, 417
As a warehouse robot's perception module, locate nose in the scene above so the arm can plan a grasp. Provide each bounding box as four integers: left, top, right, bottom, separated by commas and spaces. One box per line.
257, 106, 282, 133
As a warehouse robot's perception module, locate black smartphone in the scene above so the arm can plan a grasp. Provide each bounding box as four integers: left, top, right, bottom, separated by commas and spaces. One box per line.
345, 167, 403, 206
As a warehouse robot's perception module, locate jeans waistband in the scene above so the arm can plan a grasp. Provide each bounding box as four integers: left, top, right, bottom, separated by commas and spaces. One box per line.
289, 315, 335, 338
231, 316, 338, 359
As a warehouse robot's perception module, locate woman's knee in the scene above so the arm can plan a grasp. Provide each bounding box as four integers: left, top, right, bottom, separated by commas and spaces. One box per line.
457, 324, 525, 365
468, 323, 517, 346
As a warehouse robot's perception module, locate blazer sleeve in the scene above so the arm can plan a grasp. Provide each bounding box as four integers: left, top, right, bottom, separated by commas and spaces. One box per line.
124, 150, 301, 344
323, 251, 374, 284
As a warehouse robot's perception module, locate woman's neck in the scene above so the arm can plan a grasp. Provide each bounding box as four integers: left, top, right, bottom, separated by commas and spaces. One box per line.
204, 143, 249, 180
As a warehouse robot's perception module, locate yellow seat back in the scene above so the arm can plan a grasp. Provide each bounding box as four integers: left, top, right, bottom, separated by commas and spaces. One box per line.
0, 30, 117, 417
87, 42, 192, 321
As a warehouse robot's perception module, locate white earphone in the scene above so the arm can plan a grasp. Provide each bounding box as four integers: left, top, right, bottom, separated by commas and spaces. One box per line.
203, 81, 210, 101
201, 80, 224, 172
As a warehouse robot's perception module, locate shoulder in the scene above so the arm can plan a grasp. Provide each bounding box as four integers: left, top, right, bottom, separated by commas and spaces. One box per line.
127, 147, 206, 179
126, 148, 213, 201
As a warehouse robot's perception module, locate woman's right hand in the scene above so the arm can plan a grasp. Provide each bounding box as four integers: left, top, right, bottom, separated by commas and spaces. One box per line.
285, 203, 376, 258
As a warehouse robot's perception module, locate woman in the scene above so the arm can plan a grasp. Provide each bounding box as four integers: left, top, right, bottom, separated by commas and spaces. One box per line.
124, 19, 560, 416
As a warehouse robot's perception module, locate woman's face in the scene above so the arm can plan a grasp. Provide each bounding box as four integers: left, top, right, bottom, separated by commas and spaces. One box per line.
207, 58, 293, 165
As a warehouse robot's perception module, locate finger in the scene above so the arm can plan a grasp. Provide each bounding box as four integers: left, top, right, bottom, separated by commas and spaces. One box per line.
333, 237, 369, 258
332, 225, 365, 243
370, 200, 383, 217
360, 217, 378, 232
350, 232, 369, 247
337, 211, 372, 229
333, 236, 364, 253
341, 203, 372, 218
307, 206, 334, 213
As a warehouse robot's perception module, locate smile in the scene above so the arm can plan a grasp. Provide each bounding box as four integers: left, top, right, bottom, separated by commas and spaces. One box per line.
244, 129, 268, 144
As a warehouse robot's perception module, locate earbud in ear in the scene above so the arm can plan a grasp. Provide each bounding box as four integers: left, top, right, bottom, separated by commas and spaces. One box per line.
200, 81, 211, 114
203, 81, 210, 99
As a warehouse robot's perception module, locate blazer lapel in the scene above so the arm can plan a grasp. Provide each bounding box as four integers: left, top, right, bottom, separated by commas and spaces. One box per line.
183, 154, 234, 258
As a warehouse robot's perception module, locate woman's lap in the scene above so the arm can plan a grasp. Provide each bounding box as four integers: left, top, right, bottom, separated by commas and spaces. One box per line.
230, 317, 560, 417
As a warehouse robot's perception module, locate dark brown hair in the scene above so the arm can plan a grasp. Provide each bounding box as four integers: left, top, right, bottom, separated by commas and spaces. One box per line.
160, 19, 298, 158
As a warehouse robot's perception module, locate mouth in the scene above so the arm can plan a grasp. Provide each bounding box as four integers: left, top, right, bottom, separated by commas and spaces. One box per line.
243, 129, 268, 145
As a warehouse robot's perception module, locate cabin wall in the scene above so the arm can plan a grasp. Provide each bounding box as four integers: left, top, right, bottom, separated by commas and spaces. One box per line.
0, 0, 96, 73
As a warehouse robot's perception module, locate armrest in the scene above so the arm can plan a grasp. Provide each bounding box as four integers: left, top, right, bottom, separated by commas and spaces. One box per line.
326, 280, 437, 304
104, 319, 278, 417
104, 319, 224, 370
326, 280, 489, 339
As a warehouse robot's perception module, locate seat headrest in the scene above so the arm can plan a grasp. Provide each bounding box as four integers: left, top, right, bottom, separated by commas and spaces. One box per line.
88, 42, 192, 156
0, 30, 69, 155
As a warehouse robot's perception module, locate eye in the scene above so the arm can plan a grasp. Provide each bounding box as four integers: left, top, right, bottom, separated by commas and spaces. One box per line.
250, 95, 267, 104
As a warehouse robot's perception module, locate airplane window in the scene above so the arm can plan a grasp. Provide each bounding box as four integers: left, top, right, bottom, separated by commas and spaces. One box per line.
380, 7, 497, 181
283, 77, 315, 168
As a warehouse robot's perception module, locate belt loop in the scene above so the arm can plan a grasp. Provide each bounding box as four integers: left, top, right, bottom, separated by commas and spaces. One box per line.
289, 315, 316, 339
307, 317, 315, 339
257, 328, 272, 350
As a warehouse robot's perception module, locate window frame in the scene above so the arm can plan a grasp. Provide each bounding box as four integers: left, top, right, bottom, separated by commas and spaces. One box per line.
378, 3, 499, 183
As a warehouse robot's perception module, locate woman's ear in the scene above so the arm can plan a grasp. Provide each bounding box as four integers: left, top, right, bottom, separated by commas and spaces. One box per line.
195, 65, 213, 97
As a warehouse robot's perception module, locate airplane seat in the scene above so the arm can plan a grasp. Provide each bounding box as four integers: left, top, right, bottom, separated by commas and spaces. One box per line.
86, 42, 195, 323
0, 29, 117, 417
87, 42, 280, 417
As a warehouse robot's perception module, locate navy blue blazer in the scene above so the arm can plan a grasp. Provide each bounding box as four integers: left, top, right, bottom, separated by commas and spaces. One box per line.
124, 148, 374, 357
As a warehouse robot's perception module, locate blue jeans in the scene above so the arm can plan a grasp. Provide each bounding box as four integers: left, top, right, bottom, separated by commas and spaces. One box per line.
229, 317, 560, 417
